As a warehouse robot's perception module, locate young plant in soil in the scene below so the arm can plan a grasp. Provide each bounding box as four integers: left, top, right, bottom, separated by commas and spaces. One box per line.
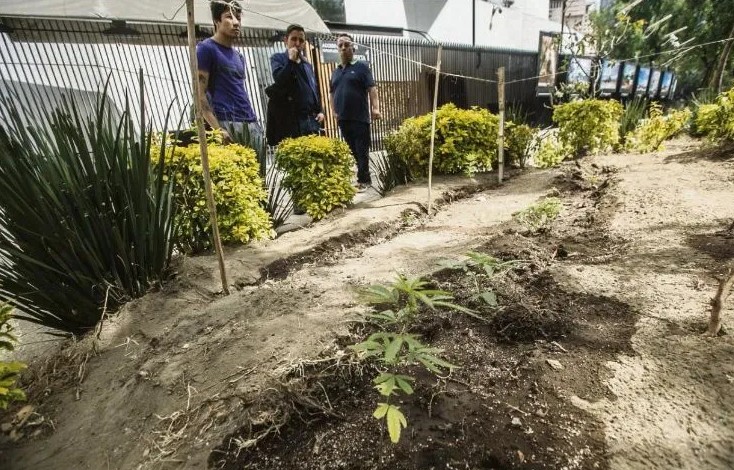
351, 274, 468, 443
513, 197, 562, 232
438, 251, 527, 309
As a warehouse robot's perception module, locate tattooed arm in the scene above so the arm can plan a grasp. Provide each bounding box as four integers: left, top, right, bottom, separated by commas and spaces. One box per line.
197, 70, 231, 143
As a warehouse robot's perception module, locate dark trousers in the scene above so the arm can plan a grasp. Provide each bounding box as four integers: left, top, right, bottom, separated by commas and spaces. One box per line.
339, 120, 371, 184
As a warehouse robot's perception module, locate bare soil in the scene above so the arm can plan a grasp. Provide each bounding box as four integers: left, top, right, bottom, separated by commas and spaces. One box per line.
1, 138, 733, 470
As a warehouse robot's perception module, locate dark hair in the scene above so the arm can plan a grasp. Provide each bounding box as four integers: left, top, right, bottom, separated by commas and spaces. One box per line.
337, 33, 353, 41
210, 0, 242, 23
285, 24, 305, 37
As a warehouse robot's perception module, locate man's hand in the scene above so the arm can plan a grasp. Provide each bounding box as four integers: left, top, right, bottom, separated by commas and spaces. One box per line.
315, 113, 325, 123
371, 109, 382, 120
288, 47, 300, 62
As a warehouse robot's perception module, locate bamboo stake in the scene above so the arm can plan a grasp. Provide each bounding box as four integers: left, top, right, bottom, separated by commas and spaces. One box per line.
427, 44, 443, 215
497, 66, 505, 184
185, 0, 229, 295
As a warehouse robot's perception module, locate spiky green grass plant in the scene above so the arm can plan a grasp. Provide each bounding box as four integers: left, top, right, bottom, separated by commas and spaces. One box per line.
0, 90, 177, 335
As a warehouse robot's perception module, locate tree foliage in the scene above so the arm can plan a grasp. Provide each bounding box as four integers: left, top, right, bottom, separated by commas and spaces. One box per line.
596, 0, 734, 93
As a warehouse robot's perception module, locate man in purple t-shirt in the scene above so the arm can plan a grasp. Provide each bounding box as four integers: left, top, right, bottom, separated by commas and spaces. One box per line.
196, 0, 262, 146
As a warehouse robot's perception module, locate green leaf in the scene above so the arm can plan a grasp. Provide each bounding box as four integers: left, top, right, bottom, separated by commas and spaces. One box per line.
386, 405, 408, 443
384, 336, 404, 364
479, 291, 498, 306
395, 376, 414, 395
373, 402, 390, 419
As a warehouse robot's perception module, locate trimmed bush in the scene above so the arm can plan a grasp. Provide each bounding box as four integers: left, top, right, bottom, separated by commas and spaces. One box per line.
275, 135, 356, 220
384, 104, 499, 177
505, 122, 537, 168
155, 132, 273, 253
0, 91, 176, 334
625, 104, 691, 153
0, 304, 26, 410
553, 99, 623, 156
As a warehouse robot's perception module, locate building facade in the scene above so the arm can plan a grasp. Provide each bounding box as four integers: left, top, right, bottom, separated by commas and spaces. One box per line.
308, 0, 564, 52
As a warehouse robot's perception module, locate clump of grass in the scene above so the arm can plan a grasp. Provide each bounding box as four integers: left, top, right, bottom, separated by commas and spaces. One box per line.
514, 197, 562, 231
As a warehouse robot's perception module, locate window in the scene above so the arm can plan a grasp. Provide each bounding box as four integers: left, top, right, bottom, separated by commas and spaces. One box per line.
305, 0, 346, 23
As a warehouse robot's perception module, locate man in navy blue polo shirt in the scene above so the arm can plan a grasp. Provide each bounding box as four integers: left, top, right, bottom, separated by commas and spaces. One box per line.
266, 24, 325, 146
330, 33, 381, 191
196, 0, 262, 146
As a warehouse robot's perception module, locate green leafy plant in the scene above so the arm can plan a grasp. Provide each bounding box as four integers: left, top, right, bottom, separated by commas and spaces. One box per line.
438, 252, 525, 309
264, 162, 293, 228
690, 86, 734, 141
625, 103, 691, 153
514, 197, 563, 231
505, 122, 537, 168
553, 99, 623, 157
371, 150, 412, 196
351, 332, 456, 443
360, 274, 476, 325
619, 96, 648, 143
0, 304, 26, 410
155, 130, 273, 253
692, 103, 721, 137
534, 130, 570, 168
0, 88, 177, 334
275, 135, 356, 220
352, 274, 471, 443
384, 103, 500, 177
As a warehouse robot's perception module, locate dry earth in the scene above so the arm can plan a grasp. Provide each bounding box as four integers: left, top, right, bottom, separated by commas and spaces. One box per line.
1, 138, 733, 470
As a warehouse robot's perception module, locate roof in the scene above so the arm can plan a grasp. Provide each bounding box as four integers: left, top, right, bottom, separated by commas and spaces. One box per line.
0, 0, 329, 33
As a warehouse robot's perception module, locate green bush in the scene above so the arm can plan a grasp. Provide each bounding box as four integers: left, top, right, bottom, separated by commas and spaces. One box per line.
0, 89, 176, 334
552, 99, 623, 156
384, 104, 499, 177
692, 103, 720, 137
155, 132, 273, 254
0, 304, 26, 410
534, 131, 570, 168
505, 122, 537, 168
275, 135, 356, 220
691, 87, 734, 141
625, 104, 691, 153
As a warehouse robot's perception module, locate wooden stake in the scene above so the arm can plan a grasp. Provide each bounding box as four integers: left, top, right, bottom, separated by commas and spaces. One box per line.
497, 66, 505, 184
185, 0, 229, 295
427, 44, 442, 215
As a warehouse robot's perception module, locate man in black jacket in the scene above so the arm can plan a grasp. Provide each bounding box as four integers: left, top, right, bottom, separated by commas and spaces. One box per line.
266, 24, 324, 146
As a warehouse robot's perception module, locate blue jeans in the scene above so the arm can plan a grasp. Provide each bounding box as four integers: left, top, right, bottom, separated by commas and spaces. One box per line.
339, 120, 371, 185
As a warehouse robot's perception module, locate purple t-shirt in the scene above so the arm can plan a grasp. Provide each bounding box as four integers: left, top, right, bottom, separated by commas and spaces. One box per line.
196, 38, 257, 122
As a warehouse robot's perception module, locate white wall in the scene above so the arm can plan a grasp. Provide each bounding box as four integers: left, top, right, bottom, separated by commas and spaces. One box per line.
342, 0, 562, 52
343, 0, 408, 29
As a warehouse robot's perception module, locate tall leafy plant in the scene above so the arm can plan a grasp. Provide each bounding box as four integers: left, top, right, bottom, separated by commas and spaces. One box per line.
0, 88, 177, 334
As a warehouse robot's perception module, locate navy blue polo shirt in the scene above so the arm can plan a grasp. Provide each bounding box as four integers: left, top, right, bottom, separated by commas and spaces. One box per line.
330, 60, 376, 123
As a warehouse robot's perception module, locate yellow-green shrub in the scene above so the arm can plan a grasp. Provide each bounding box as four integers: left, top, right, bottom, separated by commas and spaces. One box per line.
552, 99, 623, 156
384, 104, 499, 177
534, 131, 570, 168
0, 304, 26, 410
693, 87, 734, 141
155, 134, 273, 253
625, 104, 691, 153
505, 122, 537, 168
275, 136, 356, 220
693, 103, 721, 137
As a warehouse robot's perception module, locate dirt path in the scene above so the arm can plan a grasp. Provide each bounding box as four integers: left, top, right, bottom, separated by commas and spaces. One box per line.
564, 142, 734, 469
1, 139, 733, 470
